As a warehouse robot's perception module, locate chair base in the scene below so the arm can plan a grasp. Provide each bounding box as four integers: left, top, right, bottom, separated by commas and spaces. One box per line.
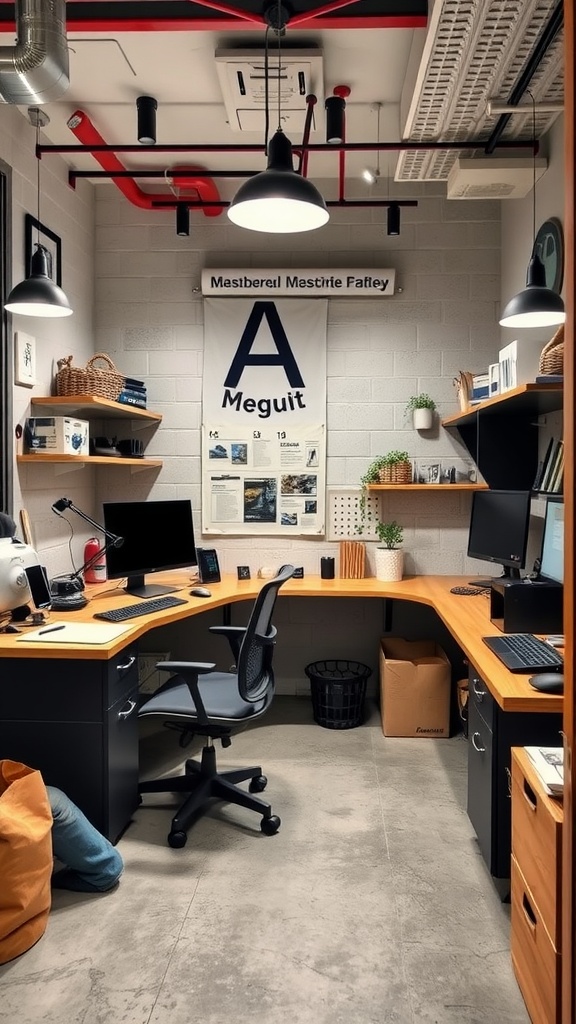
139, 743, 279, 844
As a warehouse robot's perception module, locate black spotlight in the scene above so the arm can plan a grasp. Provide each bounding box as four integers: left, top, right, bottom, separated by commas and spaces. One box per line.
137, 95, 157, 145
176, 203, 190, 237
325, 95, 346, 144
387, 202, 401, 236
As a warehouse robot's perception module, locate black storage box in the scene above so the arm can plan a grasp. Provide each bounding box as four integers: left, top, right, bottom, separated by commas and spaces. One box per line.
490, 579, 563, 634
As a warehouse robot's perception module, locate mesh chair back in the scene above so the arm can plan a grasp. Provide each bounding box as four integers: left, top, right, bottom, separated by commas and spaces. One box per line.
237, 564, 295, 703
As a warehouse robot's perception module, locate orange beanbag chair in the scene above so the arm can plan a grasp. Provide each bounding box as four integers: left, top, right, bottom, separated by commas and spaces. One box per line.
0, 760, 53, 964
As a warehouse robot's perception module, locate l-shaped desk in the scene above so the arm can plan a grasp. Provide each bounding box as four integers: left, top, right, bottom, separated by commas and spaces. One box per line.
0, 573, 564, 876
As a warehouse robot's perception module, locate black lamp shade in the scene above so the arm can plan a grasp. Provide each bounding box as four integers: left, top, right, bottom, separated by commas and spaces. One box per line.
227, 130, 329, 233
4, 246, 73, 318
325, 96, 345, 144
176, 202, 190, 236
387, 202, 401, 236
499, 253, 566, 328
137, 95, 157, 145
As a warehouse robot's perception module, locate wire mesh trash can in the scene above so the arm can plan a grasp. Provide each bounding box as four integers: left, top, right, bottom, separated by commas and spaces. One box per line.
305, 660, 371, 729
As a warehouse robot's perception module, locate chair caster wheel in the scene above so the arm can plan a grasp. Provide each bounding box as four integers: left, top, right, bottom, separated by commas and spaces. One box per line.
261, 814, 280, 835
168, 830, 187, 848
249, 774, 268, 793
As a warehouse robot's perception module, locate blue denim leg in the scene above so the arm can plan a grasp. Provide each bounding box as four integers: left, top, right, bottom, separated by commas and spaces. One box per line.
47, 786, 124, 892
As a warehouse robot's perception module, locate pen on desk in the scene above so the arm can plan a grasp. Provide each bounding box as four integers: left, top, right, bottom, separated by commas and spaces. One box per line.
38, 625, 65, 635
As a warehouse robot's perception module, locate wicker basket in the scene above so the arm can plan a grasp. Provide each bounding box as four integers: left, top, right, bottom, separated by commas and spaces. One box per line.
55, 353, 124, 401
538, 325, 564, 376
378, 461, 412, 484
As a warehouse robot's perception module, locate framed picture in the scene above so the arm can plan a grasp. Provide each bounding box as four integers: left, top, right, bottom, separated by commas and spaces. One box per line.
14, 330, 37, 388
24, 213, 62, 286
532, 217, 564, 294
414, 459, 441, 485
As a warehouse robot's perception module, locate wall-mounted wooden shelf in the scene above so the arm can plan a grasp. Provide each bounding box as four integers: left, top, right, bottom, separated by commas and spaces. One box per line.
17, 455, 162, 468
442, 383, 562, 429
367, 483, 488, 492
29, 395, 162, 423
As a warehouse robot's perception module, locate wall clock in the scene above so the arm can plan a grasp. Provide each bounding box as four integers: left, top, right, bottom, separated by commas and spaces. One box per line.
531, 217, 564, 294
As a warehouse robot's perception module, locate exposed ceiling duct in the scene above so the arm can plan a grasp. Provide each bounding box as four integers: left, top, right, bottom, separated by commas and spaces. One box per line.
0, 0, 69, 104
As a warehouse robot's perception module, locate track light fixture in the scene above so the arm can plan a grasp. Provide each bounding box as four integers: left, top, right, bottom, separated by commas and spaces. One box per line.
387, 202, 400, 236
325, 95, 346, 144
4, 108, 73, 319
176, 202, 190, 236
499, 91, 565, 329
227, 1, 328, 234
137, 96, 157, 145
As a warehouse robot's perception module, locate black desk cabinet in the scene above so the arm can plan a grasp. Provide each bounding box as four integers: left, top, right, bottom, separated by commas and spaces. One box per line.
467, 666, 562, 896
0, 645, 140, 843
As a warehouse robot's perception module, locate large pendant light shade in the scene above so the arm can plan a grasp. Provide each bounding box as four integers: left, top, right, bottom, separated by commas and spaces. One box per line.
499, 253, 565, 328
5, 245, 73, 318
227, 130, 329, 233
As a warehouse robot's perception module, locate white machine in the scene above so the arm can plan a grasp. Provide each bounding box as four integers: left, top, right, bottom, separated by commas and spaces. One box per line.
0, 537, 40, 616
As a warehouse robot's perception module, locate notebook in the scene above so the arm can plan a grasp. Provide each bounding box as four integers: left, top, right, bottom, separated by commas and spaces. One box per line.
16, 621, 133, 644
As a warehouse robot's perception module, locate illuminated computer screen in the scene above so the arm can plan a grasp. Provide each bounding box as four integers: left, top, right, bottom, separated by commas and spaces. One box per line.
102, 499, 197, 598
467, 489, 531, 587
539, 496, 564, 584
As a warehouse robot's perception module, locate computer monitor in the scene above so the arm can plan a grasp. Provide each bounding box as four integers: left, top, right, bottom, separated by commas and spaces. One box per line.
102, 499, 197, 598
467, 489, 531, 588
539, 496, 564, 584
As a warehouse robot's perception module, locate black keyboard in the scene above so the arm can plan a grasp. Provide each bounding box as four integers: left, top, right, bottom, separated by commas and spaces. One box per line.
94, 595, 188, 622
482, 633, 563, 673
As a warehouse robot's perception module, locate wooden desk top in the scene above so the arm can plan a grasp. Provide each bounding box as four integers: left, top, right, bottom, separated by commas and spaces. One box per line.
0, 572, 562, 715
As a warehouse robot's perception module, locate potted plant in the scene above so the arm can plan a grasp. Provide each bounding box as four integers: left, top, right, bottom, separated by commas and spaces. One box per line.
374, 520, 404, 581
405, 393, 436, 430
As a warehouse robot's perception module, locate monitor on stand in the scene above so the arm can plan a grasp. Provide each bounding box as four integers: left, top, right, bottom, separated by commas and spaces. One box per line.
102, 499, 197, 598
467, 489, 531, 588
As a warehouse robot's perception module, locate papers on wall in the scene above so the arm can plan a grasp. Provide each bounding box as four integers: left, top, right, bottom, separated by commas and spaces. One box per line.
17, 621, 133, 644
525, 745, 564, 797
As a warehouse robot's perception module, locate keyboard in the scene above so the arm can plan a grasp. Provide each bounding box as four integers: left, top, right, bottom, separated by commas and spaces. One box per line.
94, 594, 188, 622
482, 633, 564, 673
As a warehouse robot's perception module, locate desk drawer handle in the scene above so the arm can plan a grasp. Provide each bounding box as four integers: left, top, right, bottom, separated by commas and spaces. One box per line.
471, 731, 486, 753
118, 698, 137, 720
523, 777, 537, 811
471, 677, 487, 700
116, 656, 136, 673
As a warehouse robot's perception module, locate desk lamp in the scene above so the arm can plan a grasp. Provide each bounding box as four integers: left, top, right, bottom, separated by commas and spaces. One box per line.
50, 498, 124, 610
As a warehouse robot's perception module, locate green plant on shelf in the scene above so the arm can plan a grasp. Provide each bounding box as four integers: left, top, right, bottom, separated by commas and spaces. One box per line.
356, 452, 410, 535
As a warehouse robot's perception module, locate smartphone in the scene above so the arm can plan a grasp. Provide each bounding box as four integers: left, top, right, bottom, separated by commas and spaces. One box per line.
24, 564, 52, 609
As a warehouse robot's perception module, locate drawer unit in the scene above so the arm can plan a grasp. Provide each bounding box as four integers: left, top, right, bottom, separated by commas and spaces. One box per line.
511, 748, 562, 946
511, 856, 561, 1024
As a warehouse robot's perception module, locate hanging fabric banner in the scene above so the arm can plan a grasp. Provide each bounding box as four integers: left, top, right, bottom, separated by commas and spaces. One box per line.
202, 297, 327, 536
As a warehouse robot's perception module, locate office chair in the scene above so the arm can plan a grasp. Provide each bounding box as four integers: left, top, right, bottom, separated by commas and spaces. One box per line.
138, 564, 295, 847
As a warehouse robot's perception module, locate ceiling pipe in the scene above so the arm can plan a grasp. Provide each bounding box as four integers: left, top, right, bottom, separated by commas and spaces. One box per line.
41, 138, 536, 157
66, 109, 223, 216
0, 0, 69, 103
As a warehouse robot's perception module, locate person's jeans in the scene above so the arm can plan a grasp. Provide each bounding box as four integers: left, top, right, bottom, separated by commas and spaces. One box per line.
47, 786, 124, 892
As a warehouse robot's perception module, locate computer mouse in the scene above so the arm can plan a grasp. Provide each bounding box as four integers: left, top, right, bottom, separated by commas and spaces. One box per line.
190, 587, 212, 598
528, 672, 564, 694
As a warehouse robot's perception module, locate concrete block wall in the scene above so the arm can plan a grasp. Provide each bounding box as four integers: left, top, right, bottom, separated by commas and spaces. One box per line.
93, 183, 510, 689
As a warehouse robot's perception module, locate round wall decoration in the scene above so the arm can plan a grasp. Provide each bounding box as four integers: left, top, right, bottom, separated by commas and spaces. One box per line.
531, 217, 564, 293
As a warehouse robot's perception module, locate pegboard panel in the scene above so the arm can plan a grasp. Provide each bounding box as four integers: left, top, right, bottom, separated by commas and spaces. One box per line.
327, 487, 379, 542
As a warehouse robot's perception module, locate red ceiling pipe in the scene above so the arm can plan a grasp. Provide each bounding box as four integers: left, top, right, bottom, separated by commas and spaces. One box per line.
298, 95, 317, 178
66, 110, 224, 216
332, 86, 351, 203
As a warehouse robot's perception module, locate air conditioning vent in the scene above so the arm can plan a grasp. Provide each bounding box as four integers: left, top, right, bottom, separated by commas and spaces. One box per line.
447, 157, 547, 199
215, 47, 323, 134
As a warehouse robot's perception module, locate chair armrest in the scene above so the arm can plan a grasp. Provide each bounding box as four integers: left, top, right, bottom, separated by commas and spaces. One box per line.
157, 661, 215, 674
209, 625, 247, 662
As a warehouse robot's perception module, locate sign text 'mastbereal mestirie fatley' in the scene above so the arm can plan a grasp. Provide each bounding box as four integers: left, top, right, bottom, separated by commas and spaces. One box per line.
201, 268, 395, 297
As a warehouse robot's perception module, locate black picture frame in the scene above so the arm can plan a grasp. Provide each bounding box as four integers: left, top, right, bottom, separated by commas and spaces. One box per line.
196, 548, 221, 584
24, 213, 62, 286
531, 217, 564, 294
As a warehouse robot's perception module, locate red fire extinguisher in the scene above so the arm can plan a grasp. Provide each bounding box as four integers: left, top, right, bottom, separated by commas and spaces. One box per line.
84, 537, 107, 584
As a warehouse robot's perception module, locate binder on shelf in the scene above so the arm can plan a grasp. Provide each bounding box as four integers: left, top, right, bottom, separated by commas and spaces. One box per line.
549, 441, 564, 493
532, 436, 554, 492
539, 439, 561, 493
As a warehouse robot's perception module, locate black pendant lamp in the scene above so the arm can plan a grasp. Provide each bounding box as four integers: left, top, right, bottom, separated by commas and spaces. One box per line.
228, 3, 328, 234
387, 202, 401, 236
499, 93, 565, 329
4, 108, 73, 319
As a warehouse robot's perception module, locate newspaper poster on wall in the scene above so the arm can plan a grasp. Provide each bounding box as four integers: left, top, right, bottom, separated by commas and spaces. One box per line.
202, 297, 327, 536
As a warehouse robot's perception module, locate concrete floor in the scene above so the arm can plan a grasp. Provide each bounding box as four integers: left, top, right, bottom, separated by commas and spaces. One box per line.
0, 697, 529, 1024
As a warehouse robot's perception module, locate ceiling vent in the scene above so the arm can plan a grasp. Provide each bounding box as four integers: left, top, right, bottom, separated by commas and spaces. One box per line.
447, 157, 548, 199
215, 48, 324, 134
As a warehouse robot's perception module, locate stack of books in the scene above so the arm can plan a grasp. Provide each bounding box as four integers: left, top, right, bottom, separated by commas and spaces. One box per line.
525, 746, 564, 797
532, 437, 564, 493
117, 376, 147, 409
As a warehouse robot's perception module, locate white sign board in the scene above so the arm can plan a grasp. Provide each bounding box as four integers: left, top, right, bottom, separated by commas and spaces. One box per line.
201, 268, 395, 297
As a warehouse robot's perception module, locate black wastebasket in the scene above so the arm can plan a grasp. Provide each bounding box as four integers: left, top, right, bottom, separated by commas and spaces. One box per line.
305, 660, 371, 729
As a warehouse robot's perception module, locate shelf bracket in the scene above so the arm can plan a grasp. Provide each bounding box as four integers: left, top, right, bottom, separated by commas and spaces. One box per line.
54, 462, 88, 476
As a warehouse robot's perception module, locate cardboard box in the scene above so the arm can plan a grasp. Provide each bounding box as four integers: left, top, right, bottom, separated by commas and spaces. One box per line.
379, 638, 451, 737
24, 416, 89, 456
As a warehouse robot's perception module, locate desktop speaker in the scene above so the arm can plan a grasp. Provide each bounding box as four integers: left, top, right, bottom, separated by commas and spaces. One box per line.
49, 576, 88, 611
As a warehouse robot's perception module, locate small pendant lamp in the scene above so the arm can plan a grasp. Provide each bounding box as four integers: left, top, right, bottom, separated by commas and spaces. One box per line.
4, 108, 73, 319
499, 92, 565, 329
227, 4, 328, 234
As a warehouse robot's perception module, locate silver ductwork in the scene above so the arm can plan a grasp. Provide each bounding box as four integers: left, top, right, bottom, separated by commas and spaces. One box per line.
0, 0, 69, 104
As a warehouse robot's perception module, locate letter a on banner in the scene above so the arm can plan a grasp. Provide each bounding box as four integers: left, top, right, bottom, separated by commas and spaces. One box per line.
224, 302, 305, 388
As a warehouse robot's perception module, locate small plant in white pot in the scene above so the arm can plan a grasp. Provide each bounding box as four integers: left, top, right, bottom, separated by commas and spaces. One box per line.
374, 520, 404, 581
405, 393, 436, 430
